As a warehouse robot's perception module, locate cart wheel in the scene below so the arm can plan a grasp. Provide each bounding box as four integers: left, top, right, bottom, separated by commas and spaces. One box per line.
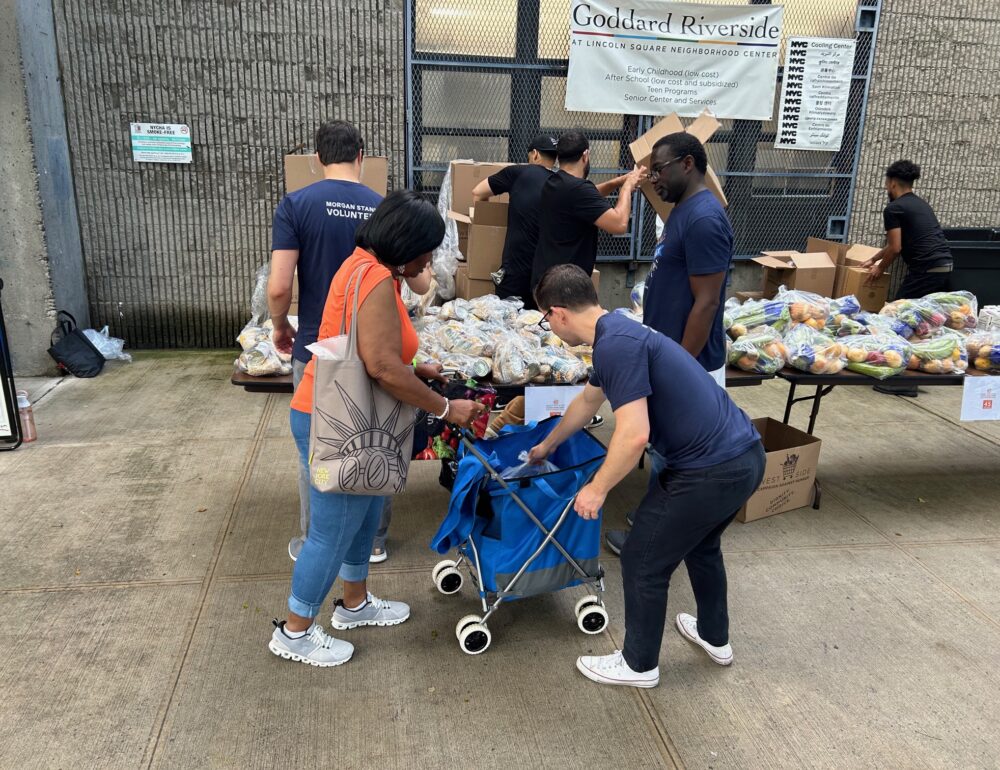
431, 559, 457, 585
574, 594, 601, 617
435, 567, 463, 595
455, 614, 482, 640
458, 623, 491, 655
577, 604, 609, 634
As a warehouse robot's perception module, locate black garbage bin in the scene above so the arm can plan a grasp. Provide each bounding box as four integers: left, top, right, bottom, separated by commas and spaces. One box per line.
944, 227, 1000, 305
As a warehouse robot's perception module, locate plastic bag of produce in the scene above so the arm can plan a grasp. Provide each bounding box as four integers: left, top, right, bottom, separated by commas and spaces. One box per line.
828, 295, 861, 324
237, 323, 271, 351
530, 345, 588, 384
925, 291, 978, 330
978, 305, 1000, 331
439, 298, 471, 321
774, 288, 830, 332
880, 298, 947, 338
492, 338, 538, 385
784, 325, 847, 374
907, 330, 968, 373
631, 281, 646, 313
842, 333, 912, 379
516, 309, 544, 327
964, 330, 1000, 371
469, 294, 521, 325
727, 298, 787, 339
236, 341, 291, 376
722, 297, 741, 332
831, 315, 868, 338
436, 321, 493, 357
440, 353, 492, 380
727, 326, 788, 374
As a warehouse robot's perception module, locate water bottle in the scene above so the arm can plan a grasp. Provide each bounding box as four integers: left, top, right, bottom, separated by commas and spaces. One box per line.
16, 390, 36, 443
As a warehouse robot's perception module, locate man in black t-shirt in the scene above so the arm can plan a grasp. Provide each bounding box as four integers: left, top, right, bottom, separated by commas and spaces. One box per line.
862, 159, 953, 298
530, 131, 645, 299
471, 135, 558, 304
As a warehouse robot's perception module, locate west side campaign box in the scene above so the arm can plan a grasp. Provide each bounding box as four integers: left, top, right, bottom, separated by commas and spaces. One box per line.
738, 418, 822, 523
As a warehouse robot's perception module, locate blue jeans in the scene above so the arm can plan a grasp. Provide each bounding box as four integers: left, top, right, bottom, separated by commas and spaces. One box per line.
288, 408, 385, 618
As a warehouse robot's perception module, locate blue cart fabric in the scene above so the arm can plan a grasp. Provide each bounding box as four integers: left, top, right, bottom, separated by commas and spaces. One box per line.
430, 418, 606, 599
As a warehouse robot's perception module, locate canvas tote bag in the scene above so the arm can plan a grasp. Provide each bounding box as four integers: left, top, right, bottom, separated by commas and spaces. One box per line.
308, 265, 415, 495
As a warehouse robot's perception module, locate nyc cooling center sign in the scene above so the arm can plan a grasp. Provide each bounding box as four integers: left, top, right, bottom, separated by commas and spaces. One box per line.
566, 1, 784, 119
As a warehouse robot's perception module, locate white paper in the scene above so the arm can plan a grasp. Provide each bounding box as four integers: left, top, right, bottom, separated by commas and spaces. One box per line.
131, 122, 193, 164
565, 0, 783, 118
525, 385, 586, 424
306, 336, 349, 361
0, 392, 11, 438
775, 37, 856, 151
960, 376, 1000, 421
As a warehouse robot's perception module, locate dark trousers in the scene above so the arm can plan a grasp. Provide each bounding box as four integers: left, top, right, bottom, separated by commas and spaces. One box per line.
621, 442, 766, 672
896, 269, 951, 300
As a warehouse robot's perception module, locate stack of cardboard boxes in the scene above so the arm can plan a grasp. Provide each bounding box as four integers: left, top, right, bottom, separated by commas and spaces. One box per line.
748, 237, 890, 312
446, 161, 510, 300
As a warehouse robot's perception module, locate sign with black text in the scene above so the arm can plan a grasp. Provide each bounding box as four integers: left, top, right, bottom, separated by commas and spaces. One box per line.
775, 37, 857, 151
566, 1, 784, 119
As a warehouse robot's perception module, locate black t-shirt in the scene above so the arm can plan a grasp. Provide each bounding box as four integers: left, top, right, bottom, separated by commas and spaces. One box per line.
883, 192, 952, 271
531, 171, 613, 288
487, 164, 553, 299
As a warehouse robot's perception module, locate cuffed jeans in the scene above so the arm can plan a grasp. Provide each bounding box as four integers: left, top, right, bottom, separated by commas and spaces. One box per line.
621, 442, 766, 672
291, 358, 392, 556
288, 408, 385, 618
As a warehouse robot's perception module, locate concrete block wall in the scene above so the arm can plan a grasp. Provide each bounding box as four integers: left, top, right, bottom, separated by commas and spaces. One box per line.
0, 0, 56, 376
52, 0, 405, 348
849, 0, 1000, 246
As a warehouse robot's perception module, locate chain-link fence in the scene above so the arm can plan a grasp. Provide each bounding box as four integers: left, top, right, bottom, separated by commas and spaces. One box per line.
407, 0, 880, 261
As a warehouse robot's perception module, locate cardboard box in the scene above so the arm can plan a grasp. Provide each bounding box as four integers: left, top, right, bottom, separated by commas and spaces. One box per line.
449, 160, 510, 216
454, 263, 496, 300
838, 267, 890, 312
458, 201, 508, 280
738, 418, 822, 523
843, 244, 880, 268
753, 251, 836, 298
591, 269, 600, 293
735, 290, 764, 302
283, 154, 388, 196
805, 237, 848, 266
629, 110, 728, 223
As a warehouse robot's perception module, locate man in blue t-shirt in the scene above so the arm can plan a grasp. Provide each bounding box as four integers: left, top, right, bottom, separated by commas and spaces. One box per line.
267, 120, 382, 562
606, 132, 735, 556
528, 265, 764, 689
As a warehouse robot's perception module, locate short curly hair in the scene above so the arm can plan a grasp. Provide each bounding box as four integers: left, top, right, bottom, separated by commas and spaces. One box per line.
886, 160, 921, 184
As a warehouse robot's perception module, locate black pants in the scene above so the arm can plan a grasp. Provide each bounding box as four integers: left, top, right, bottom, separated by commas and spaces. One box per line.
621, 442, 766, 672
896, 269, 950, 300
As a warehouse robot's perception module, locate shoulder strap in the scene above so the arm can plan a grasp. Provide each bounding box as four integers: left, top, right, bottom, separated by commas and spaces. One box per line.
338, 265, 369, 338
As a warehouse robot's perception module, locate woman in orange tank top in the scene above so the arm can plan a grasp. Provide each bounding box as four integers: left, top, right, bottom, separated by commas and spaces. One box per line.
270, 191, 486, 667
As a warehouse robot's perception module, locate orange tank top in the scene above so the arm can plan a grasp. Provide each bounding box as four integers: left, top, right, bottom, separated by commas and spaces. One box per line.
290, 248, 419, 414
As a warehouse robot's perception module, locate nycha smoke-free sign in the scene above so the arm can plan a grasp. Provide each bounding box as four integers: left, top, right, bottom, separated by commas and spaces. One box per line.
566, 1, 784, 119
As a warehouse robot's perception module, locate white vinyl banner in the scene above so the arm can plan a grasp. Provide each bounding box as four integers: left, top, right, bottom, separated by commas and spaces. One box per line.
774, 37, 857, 151
566, 1, 784, 119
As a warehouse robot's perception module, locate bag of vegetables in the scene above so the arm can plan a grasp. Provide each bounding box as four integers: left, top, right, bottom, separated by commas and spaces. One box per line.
784, 324, 847, 374
879, 298, 948, 338
828, 295, 861, 325
842, 333, 912, 379
924, 291, 978, 330
727, 298, 787, 339
964, 330, 1000, 372
773, 288, 830, 332
728, 325, 788, 374
907, 330, 968, 373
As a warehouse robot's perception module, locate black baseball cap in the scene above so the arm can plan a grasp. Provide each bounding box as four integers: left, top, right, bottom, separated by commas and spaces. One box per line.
528, 135, 558, 154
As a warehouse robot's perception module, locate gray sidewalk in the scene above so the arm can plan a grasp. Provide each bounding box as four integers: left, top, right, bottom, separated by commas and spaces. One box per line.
2, 351, 998, 768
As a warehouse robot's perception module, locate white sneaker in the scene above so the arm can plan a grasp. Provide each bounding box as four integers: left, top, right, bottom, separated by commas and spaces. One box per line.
331, 592, 410, 630
675, 613, 733, 666
369, 546, 388, 564
268, 621, 354, 667
576, 650, 659, 688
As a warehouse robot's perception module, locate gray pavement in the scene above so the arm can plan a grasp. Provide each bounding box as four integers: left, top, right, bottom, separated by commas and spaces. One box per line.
1, 351, 998, 768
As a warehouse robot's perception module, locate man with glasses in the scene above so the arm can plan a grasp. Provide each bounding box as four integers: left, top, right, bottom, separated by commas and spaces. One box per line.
529, 131, 646, 305
605, 131, 734, 557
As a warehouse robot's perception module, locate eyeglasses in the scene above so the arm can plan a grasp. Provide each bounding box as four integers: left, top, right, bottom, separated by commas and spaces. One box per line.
537, 305, 566, 328
647, 156, 685, 181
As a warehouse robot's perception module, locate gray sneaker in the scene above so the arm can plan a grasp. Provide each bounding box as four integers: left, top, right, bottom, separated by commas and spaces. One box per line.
605, 529, 627, 556
331, 592, 411, 630
268, 621, 354, 667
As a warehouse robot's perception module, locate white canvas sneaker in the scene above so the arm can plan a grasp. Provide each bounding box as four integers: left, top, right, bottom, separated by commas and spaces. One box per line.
576, 650, 660, 688
675, 613, 734, 666
268, 621, 354, 667
331, 592, 410, 630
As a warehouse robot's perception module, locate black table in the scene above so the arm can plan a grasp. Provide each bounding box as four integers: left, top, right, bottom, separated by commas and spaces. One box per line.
778, 367, 988, 435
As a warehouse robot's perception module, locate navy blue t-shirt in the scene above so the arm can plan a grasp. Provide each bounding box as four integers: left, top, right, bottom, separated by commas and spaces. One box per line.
588, 313, 759, 471
271, 179, 382, 363
644, 189, 733, 371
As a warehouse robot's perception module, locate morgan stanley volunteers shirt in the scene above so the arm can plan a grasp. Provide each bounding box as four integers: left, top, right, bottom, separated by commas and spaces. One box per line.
271, 179, 382, 363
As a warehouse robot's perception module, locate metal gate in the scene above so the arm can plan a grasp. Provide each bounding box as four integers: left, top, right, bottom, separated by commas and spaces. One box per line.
405, 0, 882, 262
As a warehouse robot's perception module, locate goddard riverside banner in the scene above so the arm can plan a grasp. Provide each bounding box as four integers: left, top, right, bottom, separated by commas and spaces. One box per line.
566, 1, 784, 119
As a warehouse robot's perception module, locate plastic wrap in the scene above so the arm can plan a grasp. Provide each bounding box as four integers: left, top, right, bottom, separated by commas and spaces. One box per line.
964, 330, 1000, 371
831, 315, 868, 337
530, 345, 588, 384
727, 298, 787, 339
783, 325, 847, 374
907, 330, 968, 373
469, 295, 521, 325
828, 295, 861, 324
880, 298, 947, 338
722, 296, 741, 332
436, 321, 493, 357
500, 451, 559, 480
540, 330, 562, 347
237, 323, 271, 351
439, 299, 471, 321
516, 309, 544, 327
774, 288, 830, 332
440, 353, 493, 380
249, 263, 270, 325
925, 291, 978, 330
236, 341, 291, 376
492, 338, 539, 385
842, 333, 912, 379
83, 326, 132, 362
431, 161, 466, 301
727, 326, 788, 374
978, 305, 1000, 331
630, 281, 646, 312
